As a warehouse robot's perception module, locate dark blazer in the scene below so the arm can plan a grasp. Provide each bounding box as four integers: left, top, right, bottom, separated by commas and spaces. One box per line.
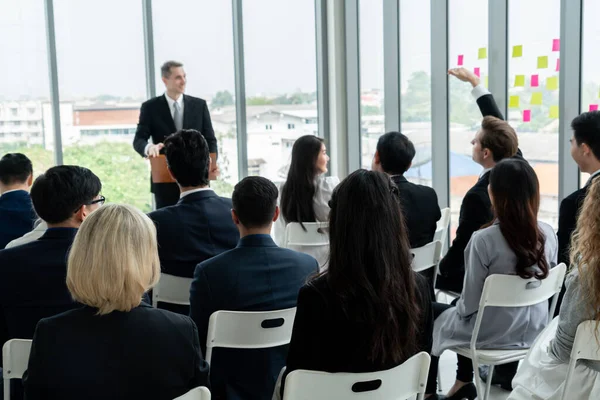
436, 92, 524, 293
281, 273, 433, 396
189, 234, 318, 400
23, 303, 210, 400
0, 190, 37, 249
148, 190, 240, 278
392, 175, 441, 248
0, 228, 79, 350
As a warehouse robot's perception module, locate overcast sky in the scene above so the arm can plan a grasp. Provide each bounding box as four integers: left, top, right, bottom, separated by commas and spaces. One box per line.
0, 0, 597, 102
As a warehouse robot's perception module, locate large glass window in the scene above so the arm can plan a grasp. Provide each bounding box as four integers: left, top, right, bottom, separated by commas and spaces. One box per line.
508, 0, 560, 227
359, 0, 384, 169
53, 0, 150, 210
0, 0, 54, 177
400, 0, 432, 186
153, 0, 238, 197
448, 0, 488, 238
242, 0, 318, 186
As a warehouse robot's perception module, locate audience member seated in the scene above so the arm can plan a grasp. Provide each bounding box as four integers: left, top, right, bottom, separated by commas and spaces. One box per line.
425, 159, 558, 400
274, 135, 339, 269
279, 170, 433, 398
0, 153, 36, 249
189, 176, 318, 400
23, 204, 209, 400
510, 178, 600, 400
148, 129, 239, 281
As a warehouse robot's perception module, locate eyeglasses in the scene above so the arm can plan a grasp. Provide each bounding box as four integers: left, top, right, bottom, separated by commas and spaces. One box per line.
88, 195, 106, 206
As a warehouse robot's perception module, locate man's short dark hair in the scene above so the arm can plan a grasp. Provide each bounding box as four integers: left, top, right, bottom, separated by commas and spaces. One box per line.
164, 129, 210, 187
232, 177, 278, 229
0, 153, 33, 185
376, 132, 416, 175
30, 165, 101, 224
161, 60, 183, 78
572, 111, 600, 160
480, 116, 519, 162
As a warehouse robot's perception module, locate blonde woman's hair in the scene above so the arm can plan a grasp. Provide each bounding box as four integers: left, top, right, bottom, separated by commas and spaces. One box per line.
67, 203, 160, 315
570, 178, 600, 324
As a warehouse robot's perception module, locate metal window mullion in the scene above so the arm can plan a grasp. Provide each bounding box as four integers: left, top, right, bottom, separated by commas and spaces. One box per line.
142, 0, 156, 99
44, 0, 63, 165
345, 0, 361, 172
383, 0, 400, 132
488, 0, 508, 117
232, 0, 248, 178
315, 0, 330, 145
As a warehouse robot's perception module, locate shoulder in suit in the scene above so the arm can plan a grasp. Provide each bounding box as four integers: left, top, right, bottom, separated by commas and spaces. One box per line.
0, 190, 37, 249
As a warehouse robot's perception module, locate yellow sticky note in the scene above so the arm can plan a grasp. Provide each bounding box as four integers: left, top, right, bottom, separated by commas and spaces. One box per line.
537, 56, 549, 69
514, 75, 525, 87
485, 76, 489, 88
509, 95, 520, 108
546, 76, 558, 90
478, 47, 487, 59
530, 92, 543, 105
549, 105, 559, 119
512, 45, 523, 58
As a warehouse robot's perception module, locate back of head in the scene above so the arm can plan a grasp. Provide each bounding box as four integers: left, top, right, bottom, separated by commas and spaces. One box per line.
280, 135, 324, 225
480, 116, 519, 162
30, 165, 101, 224
164, 129, 210, 187
326, 169, 419, 364
376, 132, 416, 175
67, 204, 160, 315
489, 159, 548, 279
232, 176, 278, 229
572, 111, 600, 160
0, 153, 32, 186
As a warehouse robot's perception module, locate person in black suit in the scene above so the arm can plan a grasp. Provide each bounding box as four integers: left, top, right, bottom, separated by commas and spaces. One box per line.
280, 170, 434, 398
0, 165, 103, 398
133, 60, 218, 209
371, 132, 441, 248
0, 153, 36, 249
189, 176, 318, 400
23, 204, 209, 400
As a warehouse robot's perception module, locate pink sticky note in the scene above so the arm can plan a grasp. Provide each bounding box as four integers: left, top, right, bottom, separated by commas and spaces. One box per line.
556, 58, 560, 72
552, 39, 560, 52
531, 74, 539, 87
474, 67, 480, 77
523, 110, 531, 122
590, 104, 599, 111
458, 55, 464, 66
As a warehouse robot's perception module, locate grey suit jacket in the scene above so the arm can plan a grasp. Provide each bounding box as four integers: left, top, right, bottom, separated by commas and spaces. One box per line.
432, 221, 558, 356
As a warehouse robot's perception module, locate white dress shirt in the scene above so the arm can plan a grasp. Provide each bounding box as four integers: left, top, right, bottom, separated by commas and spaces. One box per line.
5, 220, 47, 249
144, 93, 185, 156
180, 187, 213, 199
471, 84, 491, 100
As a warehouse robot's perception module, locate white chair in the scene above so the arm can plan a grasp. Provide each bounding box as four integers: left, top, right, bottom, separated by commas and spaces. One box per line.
411, 240, 442, 287
173, 386, 211, 400
447, 263, 567, 400
152, 273, 193, 308
283, 222, 329, 248
282, 351, 431, 400
561, 320, 600, 400
2, 339, 32, 400
433, 207, 451, 256
205, 308, 296, 364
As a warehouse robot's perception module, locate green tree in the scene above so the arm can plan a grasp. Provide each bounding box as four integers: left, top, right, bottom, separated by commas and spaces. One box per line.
246, 96, 274, 106
211, 90, 234, 108
401, 71, 431, 122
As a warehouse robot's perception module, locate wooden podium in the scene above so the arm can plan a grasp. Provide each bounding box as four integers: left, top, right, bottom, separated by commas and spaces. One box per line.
150, 155, 176, 183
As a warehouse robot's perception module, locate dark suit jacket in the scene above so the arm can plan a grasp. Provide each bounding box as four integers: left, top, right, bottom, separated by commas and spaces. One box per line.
392, 175, 441, 248
148, 190, 240, 278
0, 228, 79, 351
0, 190, 37, 249
281, 273, 433, 395
189, 234, 318, 400
23, 303, 210, 400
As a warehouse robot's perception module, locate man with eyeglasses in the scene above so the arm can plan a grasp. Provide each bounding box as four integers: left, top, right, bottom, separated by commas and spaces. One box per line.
0, 165, 102, 399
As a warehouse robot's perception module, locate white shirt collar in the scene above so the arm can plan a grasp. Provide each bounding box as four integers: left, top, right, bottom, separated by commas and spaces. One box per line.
590, 169, 600, 180
0, 189, 27, 196
164, 93, 184, 109
479, 167, 493, 179
180, 187, 213, 199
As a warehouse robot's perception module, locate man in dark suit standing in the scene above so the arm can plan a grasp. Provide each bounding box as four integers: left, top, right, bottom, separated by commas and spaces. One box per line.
0, 165, 103, 398
133, 60, 218, 209
371, 131, 441, 248
189, 176, 318, 400
0, 153, 36, 249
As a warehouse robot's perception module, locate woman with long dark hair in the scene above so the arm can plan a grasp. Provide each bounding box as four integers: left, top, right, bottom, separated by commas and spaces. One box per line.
426, 159, 558, 399
278, 169, 433, 396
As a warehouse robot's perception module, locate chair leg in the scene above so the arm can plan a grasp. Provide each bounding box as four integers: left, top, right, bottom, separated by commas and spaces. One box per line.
438, 368, 443, 392
471, 355, 484, 400
4, 378, 10, 400
484, 365, 494, 400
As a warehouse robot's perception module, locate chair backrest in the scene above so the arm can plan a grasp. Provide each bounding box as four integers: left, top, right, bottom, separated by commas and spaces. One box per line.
3, 339, 33, 400
470, 263, 567, 350
205, 308, 296, 364
173, 386, 211, 400
283, 351, 431, 400
152, 273, 193, 308
434, 207, 451, 255
284, 222, 329, 247
411, 241, 442, 273
562, 320, 600, 400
